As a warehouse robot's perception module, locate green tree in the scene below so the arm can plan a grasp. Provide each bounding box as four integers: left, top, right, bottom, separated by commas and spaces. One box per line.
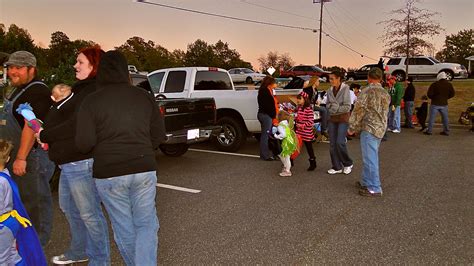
212, 40, 252, 69
378, 0, 444, 56
184, 39, 217, 67
258, 51, 293, 76
1, 24, 36, 53
436, 29, 474, 67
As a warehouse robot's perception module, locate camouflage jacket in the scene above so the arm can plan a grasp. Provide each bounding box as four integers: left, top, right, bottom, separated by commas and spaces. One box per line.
349, 83, 391, 138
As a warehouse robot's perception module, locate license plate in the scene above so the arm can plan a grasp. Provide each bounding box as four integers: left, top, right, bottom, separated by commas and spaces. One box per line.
187, 129, 200, 140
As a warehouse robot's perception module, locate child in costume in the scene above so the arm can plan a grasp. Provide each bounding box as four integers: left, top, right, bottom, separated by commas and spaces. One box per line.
295, 91, 316, 171
273, 110, 298, 177
416, 95, 429, 132
0, 139, 47, 266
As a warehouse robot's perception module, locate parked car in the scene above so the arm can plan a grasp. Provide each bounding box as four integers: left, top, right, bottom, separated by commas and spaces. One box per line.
228, 68, 266, 84
346, 64, 379, 81
280, 65, 330, 81
386, 56, 468, 81
131, 74, 220, 157
146, 67, 300, 152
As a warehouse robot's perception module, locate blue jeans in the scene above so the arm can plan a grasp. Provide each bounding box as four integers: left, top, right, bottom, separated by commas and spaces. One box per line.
36, 148, 55, 246
427, 105, 450, 133
59, 158, 110, 265
360, 131, 383, 193
388, 106, 401, 131
95, 171, 159, 266
257, 112, 273, 159
328, 121, 353, 170
404, 101, 414, 127
314, 105, 328, 132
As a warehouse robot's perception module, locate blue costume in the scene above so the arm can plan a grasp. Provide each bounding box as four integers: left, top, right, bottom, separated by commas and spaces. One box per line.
0, 170, 46, 266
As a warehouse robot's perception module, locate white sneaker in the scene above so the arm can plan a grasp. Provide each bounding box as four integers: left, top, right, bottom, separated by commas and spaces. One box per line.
327, 169, 343, 175
279, 170, 292, 177
343, 165, 353, 175
387, 128, 393, 132
392, 129, 401, 133
52, 254, 88, 265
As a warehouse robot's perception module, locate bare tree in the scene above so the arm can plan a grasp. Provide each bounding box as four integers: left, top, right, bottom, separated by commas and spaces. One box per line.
378, 0, 444, 57
258, 51, 294, 73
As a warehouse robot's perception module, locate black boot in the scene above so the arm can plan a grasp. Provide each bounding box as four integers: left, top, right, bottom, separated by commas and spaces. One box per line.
307, 158, 316, 171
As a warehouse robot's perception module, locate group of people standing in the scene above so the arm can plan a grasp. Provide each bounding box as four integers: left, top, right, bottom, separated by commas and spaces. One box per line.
1, 48, 165, 265
257, 65, 456, 198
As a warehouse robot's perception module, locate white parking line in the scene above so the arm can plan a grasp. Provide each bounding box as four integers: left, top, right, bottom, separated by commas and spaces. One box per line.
189, 148, 260, 158
157, 183, 201, 194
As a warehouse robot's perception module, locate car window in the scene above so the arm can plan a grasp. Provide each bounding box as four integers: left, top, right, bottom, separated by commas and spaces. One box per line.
243, 69, 254, 74
416, 58, 433, 65
405, 58, 417, 65
293, 66, 303, 71
194, 71, 233, 90
148, 72, 165, 93
387, 58, 401, 65
360, 66, 368, 71
313, 66, 324, 72
164, 71, 186, 93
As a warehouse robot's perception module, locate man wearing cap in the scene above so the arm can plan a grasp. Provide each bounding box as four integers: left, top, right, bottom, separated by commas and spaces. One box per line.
424, 72, 455, 136
0, 51, 55, 247
387, 75, 404, 133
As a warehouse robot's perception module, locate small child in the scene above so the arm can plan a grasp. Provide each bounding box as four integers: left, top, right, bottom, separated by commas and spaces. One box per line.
51, 83, 72, 102
0, 140, 46, 265
273, 110, 298, 177
416, 95, 429, 131
295, 91, 316, 171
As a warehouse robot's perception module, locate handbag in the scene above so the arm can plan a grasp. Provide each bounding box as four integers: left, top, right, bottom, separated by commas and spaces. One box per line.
329, 112, 350, 123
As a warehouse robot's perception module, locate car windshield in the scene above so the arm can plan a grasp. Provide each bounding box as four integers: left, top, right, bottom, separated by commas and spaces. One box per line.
313, 66, 324, 72
429, 57, 440, 64
243, 69, 254, 74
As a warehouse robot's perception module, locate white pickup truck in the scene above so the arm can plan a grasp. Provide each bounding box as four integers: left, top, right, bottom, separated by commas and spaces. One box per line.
146, 67, 299, 152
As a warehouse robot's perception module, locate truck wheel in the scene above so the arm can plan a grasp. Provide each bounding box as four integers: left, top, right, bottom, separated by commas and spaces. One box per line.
214, 116, 246, 152
246, 77, 253, 84
159, 144, 189, 157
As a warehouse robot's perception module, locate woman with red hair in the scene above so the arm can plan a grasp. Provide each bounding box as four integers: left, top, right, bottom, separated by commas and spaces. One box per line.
38, 45, 110, 265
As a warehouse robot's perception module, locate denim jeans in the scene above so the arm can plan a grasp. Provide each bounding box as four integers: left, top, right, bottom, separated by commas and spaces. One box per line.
388, 106, 401, 131
328, 121, 353, 170
427, 105, 450, 133
59, 158, 110, 266
33, 148, 55, 247
257, 112, 273, 159
360, 131, 383, 193
404, 101, 414, 127
95, 171, 159, 266
314, 105, 328, 132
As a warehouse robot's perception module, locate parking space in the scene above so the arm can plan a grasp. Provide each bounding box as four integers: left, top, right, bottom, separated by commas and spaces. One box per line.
45, 128, 473, 264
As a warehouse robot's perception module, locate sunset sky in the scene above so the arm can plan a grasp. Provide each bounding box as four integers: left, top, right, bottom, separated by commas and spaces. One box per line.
1, 0, 473, 70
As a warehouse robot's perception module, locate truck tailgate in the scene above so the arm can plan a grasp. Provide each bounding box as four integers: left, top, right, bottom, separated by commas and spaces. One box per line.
157, 98, 216, 132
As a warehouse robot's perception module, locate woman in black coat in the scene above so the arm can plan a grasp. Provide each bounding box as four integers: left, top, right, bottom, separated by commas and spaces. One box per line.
257, 76, 278, 160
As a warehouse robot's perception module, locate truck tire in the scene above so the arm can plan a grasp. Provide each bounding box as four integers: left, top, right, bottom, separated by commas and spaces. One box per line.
159, 144, 189, 157
214, 116, 246, 152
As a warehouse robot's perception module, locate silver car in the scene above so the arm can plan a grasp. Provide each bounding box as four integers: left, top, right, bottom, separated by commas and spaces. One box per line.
229, 68, 267, 84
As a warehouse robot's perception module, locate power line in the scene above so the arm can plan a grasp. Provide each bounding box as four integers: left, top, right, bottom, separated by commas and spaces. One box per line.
323, 5, 361, 65
134, 0, 377, 62
135, 0, 316, 32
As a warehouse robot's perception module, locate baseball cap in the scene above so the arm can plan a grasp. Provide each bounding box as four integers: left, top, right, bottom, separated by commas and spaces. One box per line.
5, 51, 37, 67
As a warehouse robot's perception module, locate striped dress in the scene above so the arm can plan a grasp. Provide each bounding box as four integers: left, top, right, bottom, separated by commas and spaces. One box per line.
295, 106, 315, 141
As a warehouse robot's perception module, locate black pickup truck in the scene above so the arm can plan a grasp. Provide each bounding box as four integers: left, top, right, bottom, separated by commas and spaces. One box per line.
131, 74, 220, 157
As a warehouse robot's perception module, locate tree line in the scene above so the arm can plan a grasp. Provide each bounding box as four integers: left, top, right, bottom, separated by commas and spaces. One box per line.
0, 23, 253, 86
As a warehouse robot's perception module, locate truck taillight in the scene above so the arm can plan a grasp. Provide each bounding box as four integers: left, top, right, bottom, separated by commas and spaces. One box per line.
208, 67, 218, 72
159, 106, 165, 117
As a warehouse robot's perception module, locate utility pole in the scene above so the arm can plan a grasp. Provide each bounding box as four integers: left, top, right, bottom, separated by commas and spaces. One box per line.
313, 0, 331, 67
405, 0, 413, 80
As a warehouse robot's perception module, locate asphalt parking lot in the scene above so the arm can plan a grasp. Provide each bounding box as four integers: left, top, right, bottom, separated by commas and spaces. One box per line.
44, 126, 474, 265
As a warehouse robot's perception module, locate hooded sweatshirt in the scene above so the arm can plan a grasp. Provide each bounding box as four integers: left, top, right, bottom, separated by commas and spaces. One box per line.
75, 50, 166, 178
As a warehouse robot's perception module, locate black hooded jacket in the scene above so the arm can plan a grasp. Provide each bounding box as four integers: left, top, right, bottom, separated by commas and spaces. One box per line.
75, 50, 166, 178
40, 78, 98, 164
